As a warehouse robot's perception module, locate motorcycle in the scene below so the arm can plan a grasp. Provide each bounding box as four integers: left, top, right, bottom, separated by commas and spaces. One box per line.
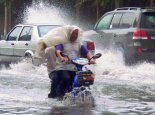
60, 52, 102, 105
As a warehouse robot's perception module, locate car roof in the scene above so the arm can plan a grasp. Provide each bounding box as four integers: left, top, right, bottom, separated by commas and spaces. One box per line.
113, 7, 155, 13
16, 23, 63, 26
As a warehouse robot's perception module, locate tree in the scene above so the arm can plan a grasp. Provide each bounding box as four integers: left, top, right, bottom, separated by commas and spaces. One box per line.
4, 0, 12, 35
75, 0, 84, 21
93, 0, 111, 21
150, 0, 155, 7
115, 0, 122, 8
0, 0, 4, 3
0, 0, 12, 35
75, 0, 111, 21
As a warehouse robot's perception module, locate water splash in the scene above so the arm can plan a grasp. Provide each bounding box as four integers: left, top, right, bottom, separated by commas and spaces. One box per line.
94, 49, 155, 84
1, 49, 155, 114
21, 1, 90, 30
1, 49, 155, 85
63, 88, 94, 107
22, 2, 71, 25
0, 60, 47, 76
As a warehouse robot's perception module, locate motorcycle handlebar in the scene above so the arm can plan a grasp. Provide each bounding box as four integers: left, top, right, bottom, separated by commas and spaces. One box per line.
60, 52, 102, 63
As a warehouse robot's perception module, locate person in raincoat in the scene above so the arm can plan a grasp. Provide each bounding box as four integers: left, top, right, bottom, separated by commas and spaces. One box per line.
35, 25, 94, 99
54, 28, 95, 99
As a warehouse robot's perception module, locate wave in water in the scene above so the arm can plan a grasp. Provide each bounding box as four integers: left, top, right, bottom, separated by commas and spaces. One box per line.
1, 49, 155, 85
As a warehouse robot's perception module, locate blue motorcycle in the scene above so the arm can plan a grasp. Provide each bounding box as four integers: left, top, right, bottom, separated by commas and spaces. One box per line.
60, 52, 102, 105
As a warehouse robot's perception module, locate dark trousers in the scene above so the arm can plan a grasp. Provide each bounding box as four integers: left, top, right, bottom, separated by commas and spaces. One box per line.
49, 71, 60, 98
49, 71, 74, 98
56, 71, 71, 97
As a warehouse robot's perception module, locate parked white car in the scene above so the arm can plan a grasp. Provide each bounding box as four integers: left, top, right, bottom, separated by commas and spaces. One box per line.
0, 24, 95, 65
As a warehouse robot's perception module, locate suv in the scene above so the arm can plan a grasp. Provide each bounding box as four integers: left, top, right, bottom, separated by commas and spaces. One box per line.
83, 7, 155, 63
0, 24, 95, 65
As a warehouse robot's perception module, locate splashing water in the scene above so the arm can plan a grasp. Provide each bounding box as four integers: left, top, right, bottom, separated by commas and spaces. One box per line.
1, 1, 155, 114
2, 49, 155, 85
22, 2, 71, 25
93, 49, 155, 85
1, 49, 155, 114
21, 1, 89, 29
63, 87, 94, 107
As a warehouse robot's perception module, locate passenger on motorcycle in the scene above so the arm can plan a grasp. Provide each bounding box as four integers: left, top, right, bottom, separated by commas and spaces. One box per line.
35, 25, 94, 99
55, 29, 95, 99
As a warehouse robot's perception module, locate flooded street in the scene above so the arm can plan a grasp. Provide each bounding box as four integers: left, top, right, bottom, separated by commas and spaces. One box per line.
1, 2, 155, 115
1, 50, 155, 115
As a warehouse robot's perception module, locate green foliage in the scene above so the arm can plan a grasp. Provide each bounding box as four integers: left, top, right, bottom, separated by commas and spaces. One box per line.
75, 0, 87, 9
101, 0, 111, 6
0, 0, 4, 4
75, 0, 111, 9
93, 0, 111, 7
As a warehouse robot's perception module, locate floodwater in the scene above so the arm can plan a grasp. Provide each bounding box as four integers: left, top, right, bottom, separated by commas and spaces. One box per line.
1, 2, 155, 115
1, 49, 155, 115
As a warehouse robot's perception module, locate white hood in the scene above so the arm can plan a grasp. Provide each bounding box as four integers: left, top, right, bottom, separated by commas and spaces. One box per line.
35, 25, 83, 58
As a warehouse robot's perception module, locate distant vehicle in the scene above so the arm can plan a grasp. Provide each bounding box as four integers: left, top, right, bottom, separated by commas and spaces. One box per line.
0, 24, 95, 65
83, 7, 155, 64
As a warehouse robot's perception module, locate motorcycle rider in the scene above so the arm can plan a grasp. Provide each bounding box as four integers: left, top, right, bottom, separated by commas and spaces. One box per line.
35, 25, 95, 99
55, 28, 95, 99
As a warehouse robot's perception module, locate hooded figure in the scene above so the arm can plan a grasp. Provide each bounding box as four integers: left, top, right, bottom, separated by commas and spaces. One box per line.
34, 25, 82, 58
36, 25, 83, 99
37, 25, 95, 99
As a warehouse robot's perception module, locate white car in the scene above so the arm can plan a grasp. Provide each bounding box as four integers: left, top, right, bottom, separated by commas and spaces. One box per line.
0, 24, 95, 65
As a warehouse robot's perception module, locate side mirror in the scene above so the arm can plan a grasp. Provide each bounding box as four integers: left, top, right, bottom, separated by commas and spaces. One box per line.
92, 53, 102, 59
89, 53, 102, 61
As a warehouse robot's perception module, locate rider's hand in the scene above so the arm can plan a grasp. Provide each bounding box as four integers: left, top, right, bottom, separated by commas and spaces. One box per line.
89, 59, 95, 64
60, 57, 69, 63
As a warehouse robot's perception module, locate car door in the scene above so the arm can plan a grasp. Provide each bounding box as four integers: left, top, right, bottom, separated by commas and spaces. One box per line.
0, 26, 22, 62
13, 26, 33, 58
117, 12, 137, 55
93, 13, 114, 49
108, 13, 123, 47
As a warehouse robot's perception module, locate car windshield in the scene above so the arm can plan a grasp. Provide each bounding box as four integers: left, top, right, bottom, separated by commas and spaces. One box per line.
38, 25, 60, 37
141, 12, 155, 28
